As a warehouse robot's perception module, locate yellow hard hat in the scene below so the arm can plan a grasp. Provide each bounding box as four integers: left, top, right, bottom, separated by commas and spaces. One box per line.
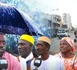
19, 34, 34, 45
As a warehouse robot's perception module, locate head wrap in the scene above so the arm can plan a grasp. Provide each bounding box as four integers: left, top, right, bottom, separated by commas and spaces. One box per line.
19, 34, 34, 45
61, 37, 75, 52
37, 36, 51, 45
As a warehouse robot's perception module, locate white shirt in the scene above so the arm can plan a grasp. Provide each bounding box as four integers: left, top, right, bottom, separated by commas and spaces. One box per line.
31, 55, 65, 70
19, 52, 33, 70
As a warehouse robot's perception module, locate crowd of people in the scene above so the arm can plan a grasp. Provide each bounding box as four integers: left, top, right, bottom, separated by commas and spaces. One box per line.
0, 32, 77, 70
0, 3, 77, 70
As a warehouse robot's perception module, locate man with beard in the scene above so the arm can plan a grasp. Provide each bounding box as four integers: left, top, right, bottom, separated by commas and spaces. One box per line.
31, 36, 65, 70
0, 32, 21, 70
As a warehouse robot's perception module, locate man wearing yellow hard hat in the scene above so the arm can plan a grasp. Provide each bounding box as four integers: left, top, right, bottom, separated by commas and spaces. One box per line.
17, 34, 34, 70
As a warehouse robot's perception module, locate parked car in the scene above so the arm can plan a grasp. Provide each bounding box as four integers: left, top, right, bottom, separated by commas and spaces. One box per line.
74, 36, 77, 42
74, 30, 77, 42
57, 29, 70, 39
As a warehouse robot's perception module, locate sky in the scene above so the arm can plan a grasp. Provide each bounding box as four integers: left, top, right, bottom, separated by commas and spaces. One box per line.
30, 0, 77, 28
1, 0, 77, 28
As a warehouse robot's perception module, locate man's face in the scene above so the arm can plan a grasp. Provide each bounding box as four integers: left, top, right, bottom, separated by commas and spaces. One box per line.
0, 34, 6, 57
36, 41, 48, 56
18, 40, 31, 58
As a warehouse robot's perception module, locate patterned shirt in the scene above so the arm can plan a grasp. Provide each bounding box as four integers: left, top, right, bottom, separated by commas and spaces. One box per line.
55, 53, 77, 70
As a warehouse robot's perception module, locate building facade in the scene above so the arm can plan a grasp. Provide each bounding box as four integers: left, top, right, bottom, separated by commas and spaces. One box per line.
45, 14, 62, 37
62, 13, 72, 30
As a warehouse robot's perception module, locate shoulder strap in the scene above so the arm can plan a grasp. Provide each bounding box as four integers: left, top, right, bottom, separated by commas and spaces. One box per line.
72, 54, 77, 69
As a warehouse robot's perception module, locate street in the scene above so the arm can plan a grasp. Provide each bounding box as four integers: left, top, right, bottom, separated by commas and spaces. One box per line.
49, 31, 77, 55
